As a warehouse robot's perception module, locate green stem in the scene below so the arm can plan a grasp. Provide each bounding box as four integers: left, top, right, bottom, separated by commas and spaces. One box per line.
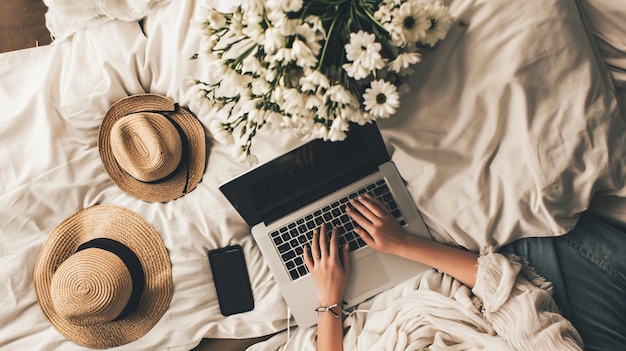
316, 13, 341, 70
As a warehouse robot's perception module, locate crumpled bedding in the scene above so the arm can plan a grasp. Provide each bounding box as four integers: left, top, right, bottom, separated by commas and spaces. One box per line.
43, 0, 170, 40
246, 251, 583, 350
1, 0, 625, 350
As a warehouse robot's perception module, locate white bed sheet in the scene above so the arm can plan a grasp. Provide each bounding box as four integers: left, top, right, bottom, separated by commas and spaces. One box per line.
0, 19, 288, 351
1, 0, 625, 350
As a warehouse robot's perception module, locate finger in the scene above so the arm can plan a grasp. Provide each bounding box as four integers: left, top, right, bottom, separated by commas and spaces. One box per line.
353, 226, 374, 245
360, 194, 389, 217
311, 227, 321, 259
349, 197, 377, 222
304, 245, 314, 269
318, 223, 329, 257
342, 244, 351, 273
329, 227, 339, 262
346, 205, 373, 232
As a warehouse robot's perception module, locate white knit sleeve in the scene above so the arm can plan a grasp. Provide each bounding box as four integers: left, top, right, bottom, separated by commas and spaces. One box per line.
471, 248, 584, 351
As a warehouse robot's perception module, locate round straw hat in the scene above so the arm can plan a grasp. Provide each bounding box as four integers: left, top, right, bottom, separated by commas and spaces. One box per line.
98, 94, 206, 202
33, 205, 173, 349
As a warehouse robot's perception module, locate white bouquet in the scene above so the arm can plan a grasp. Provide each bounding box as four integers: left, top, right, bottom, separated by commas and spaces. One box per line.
191, 0, 453, 164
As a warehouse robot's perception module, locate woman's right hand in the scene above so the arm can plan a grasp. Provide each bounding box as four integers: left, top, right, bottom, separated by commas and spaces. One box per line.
348, 194, 479, 288
346, 193, 414, 256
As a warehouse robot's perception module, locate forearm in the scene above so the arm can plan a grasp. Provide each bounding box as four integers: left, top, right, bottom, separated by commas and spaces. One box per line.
346, 195, 478, 287
395, 236, 478, 288
316, 306, 344, 351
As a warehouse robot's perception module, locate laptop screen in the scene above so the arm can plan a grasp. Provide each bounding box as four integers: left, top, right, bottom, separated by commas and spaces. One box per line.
219, 122, 390, 226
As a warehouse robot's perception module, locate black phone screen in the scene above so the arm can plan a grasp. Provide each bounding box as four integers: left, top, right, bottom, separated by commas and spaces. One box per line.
208, 245, 255, 316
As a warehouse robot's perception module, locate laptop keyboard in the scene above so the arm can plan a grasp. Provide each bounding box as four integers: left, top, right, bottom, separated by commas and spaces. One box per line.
269, 179, 407, 281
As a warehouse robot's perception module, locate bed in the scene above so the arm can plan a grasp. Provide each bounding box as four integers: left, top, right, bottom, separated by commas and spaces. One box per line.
1, 0, 625, 350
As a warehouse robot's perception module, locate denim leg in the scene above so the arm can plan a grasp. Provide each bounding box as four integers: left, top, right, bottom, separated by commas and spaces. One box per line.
500, 211, 626, 351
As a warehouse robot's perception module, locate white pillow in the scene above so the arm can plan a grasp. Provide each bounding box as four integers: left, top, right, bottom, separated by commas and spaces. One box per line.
376, 0, 626, 249
44, 0, 170, 41
576, 0, 626, 82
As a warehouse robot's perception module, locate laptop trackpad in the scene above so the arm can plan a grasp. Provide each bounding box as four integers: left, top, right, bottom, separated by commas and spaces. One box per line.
347, 253, 389, 299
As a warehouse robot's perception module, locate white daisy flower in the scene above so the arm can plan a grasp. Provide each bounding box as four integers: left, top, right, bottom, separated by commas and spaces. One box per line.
264, 27, 284, 55
206, 8, 227, 30
276, 18, 301, 37
199, 34, 219, 53
267, 0, 303, 13
184, 76, 200, 88
343, 31, 385, 78
264, 111, 284, 129
200, 56, 226, 84
209, 119, 235, 145
388, 51, 421, 74
251, 77, 271, 96
362, 79, 400, 118
374, 5, 392, 24
220, 69, 251, 96
304, 92, 324, 110
241, 0, 265, 15
328, 117, 349, 141
344, 106, 371, 125
265, 66, 278, 82
243, 21, 265, 43
229, 8, 245, 36
247, 105, 267, 124
421, 3, 453, 46
342, 61, 371, 80
273, 47, 295, 64
295, 116, 316, 136
303, 15, 325, 42
232, 145, 258, 166
327, 84, 355, 107
282, 88, 306, 114
390, 1, 429, 45
345, 31, 379, 62
292, 39, 318, 68
299, 69, 330, 93
246, 153, 259, 166
297, 21, 323, 55
312, 123, 329, 140
242, 54, 263, 76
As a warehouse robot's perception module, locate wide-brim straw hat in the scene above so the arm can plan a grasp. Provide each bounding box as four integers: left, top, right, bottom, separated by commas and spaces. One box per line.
98, 94, 206, 202
33, 205, 173, 349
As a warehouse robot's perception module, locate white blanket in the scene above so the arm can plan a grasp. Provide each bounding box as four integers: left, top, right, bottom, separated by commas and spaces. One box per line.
1, 0, 625, 349
247, 252, 582, 350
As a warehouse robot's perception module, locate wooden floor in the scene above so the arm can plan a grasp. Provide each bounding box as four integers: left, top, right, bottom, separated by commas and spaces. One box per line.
0, 0, 51, 53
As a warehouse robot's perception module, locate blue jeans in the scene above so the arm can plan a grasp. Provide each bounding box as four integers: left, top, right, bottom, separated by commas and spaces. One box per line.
501, 211, 626, 351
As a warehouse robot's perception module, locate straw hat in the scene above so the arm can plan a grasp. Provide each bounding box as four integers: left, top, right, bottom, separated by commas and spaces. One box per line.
33, 205, 173, 349
98, 94, 206, 202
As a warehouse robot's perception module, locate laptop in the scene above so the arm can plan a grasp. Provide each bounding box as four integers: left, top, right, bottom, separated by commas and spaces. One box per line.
219, 122, 433, 328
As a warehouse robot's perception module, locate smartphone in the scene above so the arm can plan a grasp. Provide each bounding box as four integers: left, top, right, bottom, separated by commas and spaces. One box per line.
208, 245, 255, 316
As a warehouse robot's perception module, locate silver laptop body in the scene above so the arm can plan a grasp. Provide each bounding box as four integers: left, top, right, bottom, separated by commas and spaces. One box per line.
220, 123, 433, 328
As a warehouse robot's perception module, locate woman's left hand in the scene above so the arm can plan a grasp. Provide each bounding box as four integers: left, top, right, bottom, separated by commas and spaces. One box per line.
304, 223, 351, 306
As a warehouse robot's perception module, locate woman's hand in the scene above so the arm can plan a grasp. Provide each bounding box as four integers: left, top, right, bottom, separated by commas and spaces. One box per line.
346, 193, 413, 256
348, 194, 479, 288
304, 223, 351, 306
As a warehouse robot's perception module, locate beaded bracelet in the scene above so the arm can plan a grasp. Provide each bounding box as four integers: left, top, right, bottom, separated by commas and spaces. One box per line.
315, 302, 346, 318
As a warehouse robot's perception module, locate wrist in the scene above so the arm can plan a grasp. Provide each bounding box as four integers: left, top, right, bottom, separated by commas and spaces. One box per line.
318, 295, 344, 307
394, 234, 423, 259
315, 302, 345, 318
